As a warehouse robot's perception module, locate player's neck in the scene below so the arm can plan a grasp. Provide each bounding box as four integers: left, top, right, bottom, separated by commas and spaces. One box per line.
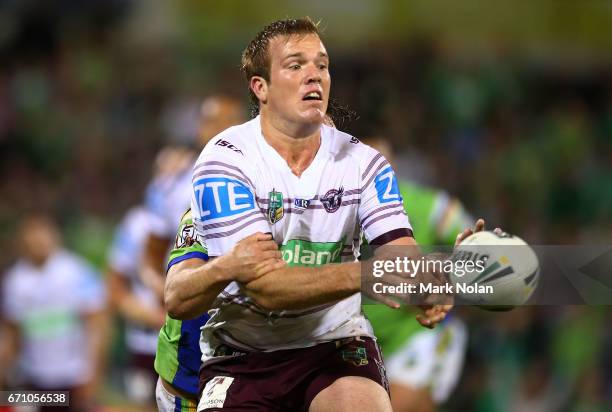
260, 114, 321, 177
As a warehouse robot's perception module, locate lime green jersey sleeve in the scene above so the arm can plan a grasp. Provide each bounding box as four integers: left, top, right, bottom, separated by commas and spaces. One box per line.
166, 209, 209, 271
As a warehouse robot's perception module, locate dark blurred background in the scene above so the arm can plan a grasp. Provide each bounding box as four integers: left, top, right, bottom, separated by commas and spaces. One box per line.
1, 1, 611, 411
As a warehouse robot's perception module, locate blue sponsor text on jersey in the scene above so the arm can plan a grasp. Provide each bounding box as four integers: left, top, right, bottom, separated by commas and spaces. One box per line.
294, 198, 310, 209
374, 166, 401, 203
193, 177, 255, 219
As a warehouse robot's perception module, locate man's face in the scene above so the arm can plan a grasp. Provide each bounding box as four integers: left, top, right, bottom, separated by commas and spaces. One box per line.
19, 218, 59, 266
263, 33, 330, 126
198, 97, 245, 147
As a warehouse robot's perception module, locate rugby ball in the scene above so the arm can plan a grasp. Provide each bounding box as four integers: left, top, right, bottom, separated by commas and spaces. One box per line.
450, 231, 539, 309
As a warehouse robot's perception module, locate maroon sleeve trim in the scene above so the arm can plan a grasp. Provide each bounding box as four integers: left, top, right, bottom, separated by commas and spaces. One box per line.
369, 228, 415, 246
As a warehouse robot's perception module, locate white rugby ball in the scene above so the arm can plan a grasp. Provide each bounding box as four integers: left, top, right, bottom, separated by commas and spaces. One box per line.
450, 231, 539, 309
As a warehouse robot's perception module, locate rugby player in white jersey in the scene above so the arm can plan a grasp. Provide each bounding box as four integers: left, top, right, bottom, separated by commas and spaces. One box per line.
106, 206, 165, 409
0, 215, 108, 410
165, 18, 473, 411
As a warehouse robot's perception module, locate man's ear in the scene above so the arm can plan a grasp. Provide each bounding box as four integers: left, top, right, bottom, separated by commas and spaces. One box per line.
250, 76, 268, 104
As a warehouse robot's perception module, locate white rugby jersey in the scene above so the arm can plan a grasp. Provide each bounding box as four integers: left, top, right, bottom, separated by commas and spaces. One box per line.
145, 165, 193, 239
191, 116, 412, 360
1, 250, 105, 387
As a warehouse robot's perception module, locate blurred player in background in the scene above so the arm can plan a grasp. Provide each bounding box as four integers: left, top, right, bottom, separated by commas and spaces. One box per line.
141, 95, 246, 300
106, 205, 166, 410
143, 95, 246, 409
362, 136, 471, 412
165, 17, 459, 411
0, 214, 108, 411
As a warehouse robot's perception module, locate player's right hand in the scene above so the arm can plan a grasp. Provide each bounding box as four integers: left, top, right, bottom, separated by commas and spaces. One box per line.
220, 232, 285, 283
454, 218, 503, 246
416, 304, 453, 329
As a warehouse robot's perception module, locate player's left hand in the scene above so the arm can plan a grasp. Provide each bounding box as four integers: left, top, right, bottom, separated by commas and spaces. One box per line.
416, 304, 452, 329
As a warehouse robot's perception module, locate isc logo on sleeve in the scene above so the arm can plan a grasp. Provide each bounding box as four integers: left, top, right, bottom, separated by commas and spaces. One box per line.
193, 177, 255, 220
374, 167, 401, 203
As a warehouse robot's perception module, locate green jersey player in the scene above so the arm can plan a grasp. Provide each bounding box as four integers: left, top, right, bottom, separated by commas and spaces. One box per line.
154, 210, 210, 412
156, 209, 283, 412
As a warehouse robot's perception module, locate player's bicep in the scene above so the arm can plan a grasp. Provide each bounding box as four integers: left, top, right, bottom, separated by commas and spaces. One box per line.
167, 256, 207, 278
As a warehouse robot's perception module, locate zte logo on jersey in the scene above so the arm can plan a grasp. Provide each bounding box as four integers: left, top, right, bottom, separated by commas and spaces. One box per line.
374, 167, 401, 203
215, 139, 243, 155
193, 178, 255, 219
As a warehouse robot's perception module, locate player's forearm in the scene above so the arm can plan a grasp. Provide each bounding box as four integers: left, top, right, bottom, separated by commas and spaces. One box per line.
164, 258, 232, 319
108, 272, 165, 328
117, 294, 165, 329
85, 310, 110, 398
244, 261, 361, 311
140, 265, 166, 302
141, 234, 171, 301
0, 322, 20, 388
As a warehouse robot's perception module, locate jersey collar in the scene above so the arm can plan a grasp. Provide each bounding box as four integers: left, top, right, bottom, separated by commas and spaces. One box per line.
253, 115, 331, 180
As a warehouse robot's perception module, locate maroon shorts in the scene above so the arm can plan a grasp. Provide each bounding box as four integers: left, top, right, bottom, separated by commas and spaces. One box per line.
198, 336, 388, 411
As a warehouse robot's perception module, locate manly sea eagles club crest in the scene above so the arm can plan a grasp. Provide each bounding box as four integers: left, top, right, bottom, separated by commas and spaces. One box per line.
268, 189, 284, 224
321, 186, 344, 213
